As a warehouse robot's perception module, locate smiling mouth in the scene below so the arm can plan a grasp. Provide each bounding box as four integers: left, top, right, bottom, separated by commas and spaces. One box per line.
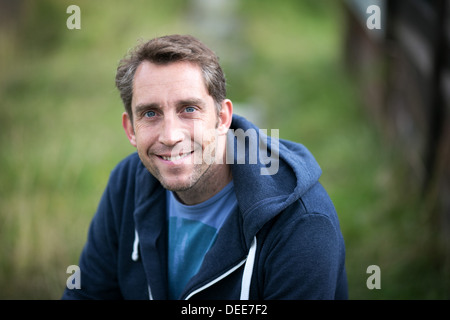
158, 151, 193, 161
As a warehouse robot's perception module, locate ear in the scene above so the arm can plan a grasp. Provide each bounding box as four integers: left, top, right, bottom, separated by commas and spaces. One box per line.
217, 99, 233, 136
122, 112, 137, 147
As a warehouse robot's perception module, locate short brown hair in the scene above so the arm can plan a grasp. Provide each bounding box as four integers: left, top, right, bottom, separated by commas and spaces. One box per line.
115, 34, 226, 119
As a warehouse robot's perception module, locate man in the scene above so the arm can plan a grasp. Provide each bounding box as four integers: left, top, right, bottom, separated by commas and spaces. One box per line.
62, 34, 348, 300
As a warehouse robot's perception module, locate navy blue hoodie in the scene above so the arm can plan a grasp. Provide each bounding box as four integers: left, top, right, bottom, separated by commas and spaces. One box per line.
62, 114, 348, 300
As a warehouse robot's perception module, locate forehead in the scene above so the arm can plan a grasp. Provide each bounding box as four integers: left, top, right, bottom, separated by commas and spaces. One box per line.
132, 61, 209, 107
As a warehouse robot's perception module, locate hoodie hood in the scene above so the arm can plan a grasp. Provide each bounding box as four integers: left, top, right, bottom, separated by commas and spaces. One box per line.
228, 114, 322, 246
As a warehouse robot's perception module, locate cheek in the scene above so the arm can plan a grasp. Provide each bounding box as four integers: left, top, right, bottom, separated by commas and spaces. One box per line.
133, 126, 156, 148
193, 119, 219, 143
204, 125, 219, 144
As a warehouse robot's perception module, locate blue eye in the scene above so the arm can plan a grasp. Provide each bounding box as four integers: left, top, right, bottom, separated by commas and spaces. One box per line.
185, 106, 196, 113
144, 110, 156, 118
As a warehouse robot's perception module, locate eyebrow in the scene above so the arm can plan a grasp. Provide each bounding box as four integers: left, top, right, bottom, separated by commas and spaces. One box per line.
134, 102, 160, 116
134, 98, 206, 115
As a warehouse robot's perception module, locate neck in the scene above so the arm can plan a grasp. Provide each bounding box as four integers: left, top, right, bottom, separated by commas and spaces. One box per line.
175, 163, 232, 205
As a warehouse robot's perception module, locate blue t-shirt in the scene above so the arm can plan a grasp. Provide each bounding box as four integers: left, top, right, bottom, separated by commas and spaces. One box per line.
166, 181, 237, 299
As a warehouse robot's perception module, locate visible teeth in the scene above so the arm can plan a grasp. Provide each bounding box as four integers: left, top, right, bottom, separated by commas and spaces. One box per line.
161, 153, 190, 161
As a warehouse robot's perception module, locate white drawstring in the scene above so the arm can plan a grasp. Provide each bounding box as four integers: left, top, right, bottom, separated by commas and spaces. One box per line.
131, 229, 139, 261
134, 228, 256, 300
240, 236, 257, 300
132, 230, 152, 299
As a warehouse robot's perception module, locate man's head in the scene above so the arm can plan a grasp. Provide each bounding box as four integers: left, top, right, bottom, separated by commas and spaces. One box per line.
115, 35, 233, 205
116, 34, 227, 122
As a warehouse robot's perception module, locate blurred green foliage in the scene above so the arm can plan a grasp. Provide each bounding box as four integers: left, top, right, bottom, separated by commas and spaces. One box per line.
0, 0, 447, 299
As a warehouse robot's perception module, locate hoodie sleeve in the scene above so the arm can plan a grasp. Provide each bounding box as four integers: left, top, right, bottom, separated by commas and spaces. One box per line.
61, 154, 141, 300
260, 207, 347, 300
61, 182, 123, 299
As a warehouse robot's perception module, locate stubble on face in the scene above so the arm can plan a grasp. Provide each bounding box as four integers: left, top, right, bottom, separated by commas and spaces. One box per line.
145, 127, 219, 192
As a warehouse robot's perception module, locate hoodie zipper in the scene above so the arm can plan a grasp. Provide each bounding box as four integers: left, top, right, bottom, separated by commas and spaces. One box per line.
133, 226, 258, 300
184, 259, 247, 300
184, 236, 257, 300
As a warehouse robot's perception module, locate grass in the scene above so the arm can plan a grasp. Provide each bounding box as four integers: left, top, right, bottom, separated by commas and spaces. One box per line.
0, 0, 447, 299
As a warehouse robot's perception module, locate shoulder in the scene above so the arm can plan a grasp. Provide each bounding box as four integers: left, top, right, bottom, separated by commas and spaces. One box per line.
260, 182, 343, 251
272, 182, 338, 227
94, 153, 143, 222
106, 152, 161, 201
298, 181, 342, 230
107, 152, 143, 190
110, 152, 142, 178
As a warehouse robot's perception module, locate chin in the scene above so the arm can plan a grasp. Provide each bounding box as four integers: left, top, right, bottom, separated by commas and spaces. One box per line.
159, 178, 195, 192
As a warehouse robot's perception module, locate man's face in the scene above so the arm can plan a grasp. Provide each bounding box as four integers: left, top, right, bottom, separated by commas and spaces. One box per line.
123, 61, 230, 194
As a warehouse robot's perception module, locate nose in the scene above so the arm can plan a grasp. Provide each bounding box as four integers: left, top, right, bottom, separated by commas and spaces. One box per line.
158, 114, 185, 147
